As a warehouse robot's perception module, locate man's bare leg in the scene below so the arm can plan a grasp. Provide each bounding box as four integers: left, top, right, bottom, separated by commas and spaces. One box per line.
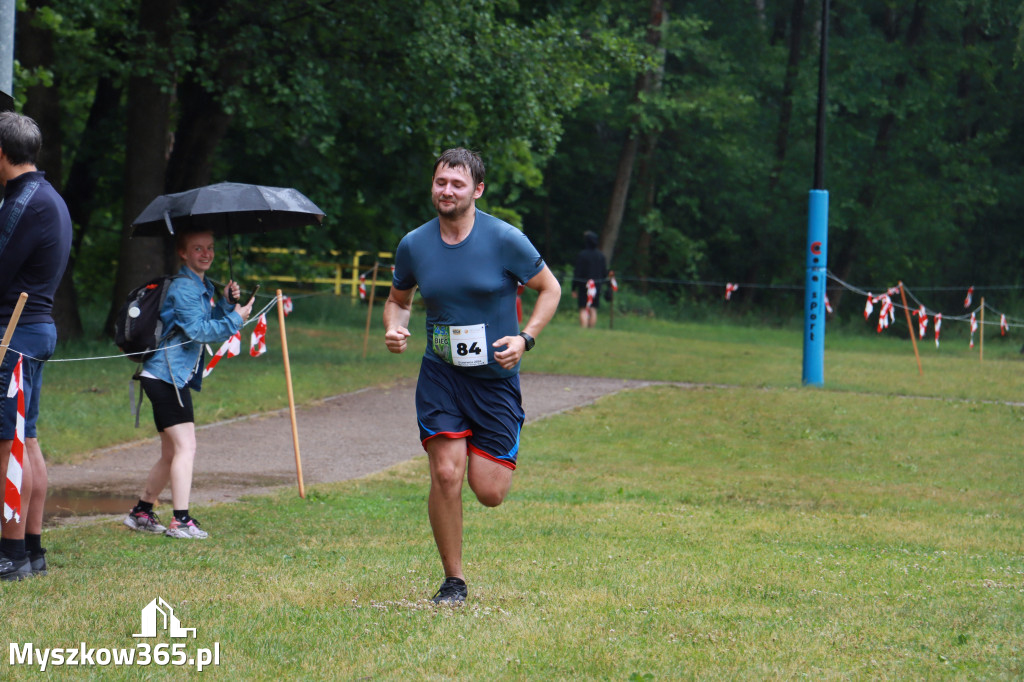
467, 454, 513, 508
426, 436, 469, 580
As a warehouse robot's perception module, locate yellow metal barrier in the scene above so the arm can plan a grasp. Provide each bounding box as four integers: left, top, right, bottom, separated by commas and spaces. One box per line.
352, 251, 395, 300
247, 248, 393, 297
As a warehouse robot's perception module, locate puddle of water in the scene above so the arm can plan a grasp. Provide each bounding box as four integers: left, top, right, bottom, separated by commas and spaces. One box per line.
44, 488, 136, 521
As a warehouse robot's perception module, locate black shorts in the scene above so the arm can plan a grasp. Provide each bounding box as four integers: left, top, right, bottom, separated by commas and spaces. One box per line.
140, 377, 194, 431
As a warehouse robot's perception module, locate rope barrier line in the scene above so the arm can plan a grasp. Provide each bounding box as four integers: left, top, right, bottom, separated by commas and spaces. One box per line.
4, 271, 1021, 363
4, 294, 283, 364
571, 272, 1024, 293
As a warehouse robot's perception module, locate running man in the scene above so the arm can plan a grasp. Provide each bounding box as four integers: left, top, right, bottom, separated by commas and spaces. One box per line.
383, 148, 561, 604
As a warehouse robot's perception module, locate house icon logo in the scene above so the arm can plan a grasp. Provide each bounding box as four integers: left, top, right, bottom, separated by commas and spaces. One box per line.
133, 597, 197, 639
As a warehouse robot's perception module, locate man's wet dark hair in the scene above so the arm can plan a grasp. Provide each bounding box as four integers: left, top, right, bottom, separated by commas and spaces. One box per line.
433, 148, 485, 186
0, 112, 42, 166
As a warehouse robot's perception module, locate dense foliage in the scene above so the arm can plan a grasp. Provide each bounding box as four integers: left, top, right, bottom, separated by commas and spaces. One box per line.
8, 0, 1024, 335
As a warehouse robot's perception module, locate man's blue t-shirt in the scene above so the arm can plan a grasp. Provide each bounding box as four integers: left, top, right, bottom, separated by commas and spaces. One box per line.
392, 210, 545, 379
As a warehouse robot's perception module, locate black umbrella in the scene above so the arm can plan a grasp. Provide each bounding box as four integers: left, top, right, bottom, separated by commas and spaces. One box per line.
131, 182, 325, 237
130, 182, 326, 286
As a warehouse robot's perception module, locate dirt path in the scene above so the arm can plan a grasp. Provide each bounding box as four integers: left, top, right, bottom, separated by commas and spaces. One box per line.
46, 374, 651, 517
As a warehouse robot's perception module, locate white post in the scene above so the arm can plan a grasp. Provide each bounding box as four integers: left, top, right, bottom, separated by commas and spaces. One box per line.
0, 0, 15, 97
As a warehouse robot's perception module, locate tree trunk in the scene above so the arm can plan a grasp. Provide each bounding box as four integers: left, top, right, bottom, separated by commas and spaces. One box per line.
104, 0, 181, 334
164, 75, 239, 194
634, 133, 660, 290
18, 0, 85, 340
598, 0, 667, 268
165, 1, 248, 194
768, 0, 806, 191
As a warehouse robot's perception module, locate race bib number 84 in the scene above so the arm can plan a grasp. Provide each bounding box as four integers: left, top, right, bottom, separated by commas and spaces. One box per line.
433, 323, 487, 367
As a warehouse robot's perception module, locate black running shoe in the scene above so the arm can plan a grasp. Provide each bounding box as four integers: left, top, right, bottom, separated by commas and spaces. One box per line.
0, 551, 31, 582
431, 577, 467, 605
30, 548, 47, 577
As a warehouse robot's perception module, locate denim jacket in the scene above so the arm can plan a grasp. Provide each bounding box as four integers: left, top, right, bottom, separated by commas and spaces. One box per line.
141, 266, 242, 391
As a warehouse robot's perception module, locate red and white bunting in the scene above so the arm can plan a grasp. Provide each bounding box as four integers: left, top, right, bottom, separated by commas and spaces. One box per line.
969, 311, 978, 348
586, 279, 597, 308
203, 331, 241, 378
1001, 314, 1009, 336
358, 274, 367, 300
609, 272, 618, 292
876, 295, 894, 333
963, 286, 974, 308
3, 354, 25, 522
824, 294, 833, 314
282, 296, 293, 316
914, 305, 928, 339
934, 313, 942, 348
250, 314, 268, 357
725, 283, 739, 301
864, 294, 874, 320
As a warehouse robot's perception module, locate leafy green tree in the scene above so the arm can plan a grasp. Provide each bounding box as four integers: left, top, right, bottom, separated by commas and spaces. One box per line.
13, 0, 631, 336
524, 0, 1024, 318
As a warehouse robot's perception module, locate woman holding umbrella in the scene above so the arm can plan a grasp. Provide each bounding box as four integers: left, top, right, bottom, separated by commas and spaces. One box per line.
123, 230, 253, 539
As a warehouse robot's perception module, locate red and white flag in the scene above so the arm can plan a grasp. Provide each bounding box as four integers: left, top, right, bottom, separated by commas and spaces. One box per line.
824, 294, 833, 314
1001, 314, 1009, 336
203, 331, 241, 378
609, 272, 618, 292
586, 279, 596, 308
725, 283, 739, 301
250, 314, 268, 357
969, 311, 978, 348
934, 313, 942, 348
3, 354, 25, 522
963, 286, 974, 308
358, 274, 367, 300
915, 306, 928, 339
876, 295, 894, 333
864, 294, 874, 321
282, 296, 293, 316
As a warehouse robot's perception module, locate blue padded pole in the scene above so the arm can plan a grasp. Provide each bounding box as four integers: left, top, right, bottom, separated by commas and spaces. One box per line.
802, 189, 829, 386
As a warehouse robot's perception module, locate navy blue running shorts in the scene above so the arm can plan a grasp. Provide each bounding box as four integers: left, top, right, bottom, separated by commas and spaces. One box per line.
0, 322, 57, 440
415, 358, 525, 470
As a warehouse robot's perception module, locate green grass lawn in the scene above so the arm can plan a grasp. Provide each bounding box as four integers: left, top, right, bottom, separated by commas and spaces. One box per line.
1, 298, 1022, 679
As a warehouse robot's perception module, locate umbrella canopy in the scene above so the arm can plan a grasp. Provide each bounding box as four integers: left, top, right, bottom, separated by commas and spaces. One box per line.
130, 182, 325, 238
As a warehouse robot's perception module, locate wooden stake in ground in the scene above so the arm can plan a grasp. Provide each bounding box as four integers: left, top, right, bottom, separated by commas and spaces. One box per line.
362, 262, 379, 359
980, 297, 985, 362
898, 282, 923, 376
0, 292, 29, 369
276, 289, 305, 498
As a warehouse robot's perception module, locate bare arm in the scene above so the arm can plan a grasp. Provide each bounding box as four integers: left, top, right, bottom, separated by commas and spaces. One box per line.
493, 265, 561, 369
383, 285, 416, 354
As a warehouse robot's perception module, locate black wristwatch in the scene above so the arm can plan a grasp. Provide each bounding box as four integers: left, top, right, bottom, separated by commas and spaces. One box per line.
518, 332, 535, 351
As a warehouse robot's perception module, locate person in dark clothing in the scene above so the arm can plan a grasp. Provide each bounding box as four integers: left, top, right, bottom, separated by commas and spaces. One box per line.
0, 112, 73, 581
573, 230, 608, 328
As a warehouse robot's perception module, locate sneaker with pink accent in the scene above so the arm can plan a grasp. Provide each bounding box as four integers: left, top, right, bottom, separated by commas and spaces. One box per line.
124, 509, 167, 534
165, 517, 209, 539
